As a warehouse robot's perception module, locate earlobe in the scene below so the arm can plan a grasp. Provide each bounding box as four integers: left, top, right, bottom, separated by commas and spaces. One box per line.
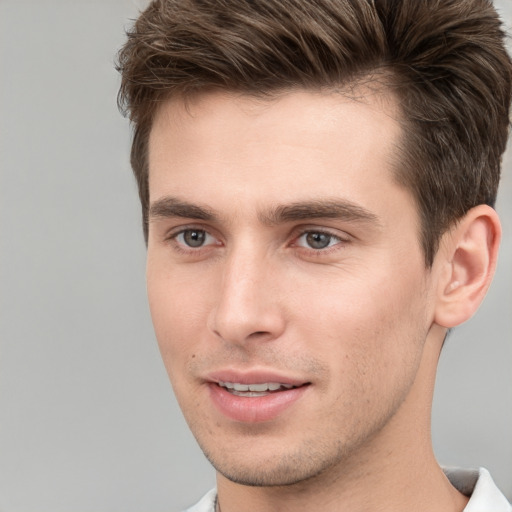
434, 205, 501, 328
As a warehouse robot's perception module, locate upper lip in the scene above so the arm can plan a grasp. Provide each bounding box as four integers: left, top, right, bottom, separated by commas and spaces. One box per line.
205, 369, 309, 387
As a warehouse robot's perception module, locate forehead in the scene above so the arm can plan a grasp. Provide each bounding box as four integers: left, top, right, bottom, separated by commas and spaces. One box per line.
148, 87, 406, 216
150, 86, 400, 145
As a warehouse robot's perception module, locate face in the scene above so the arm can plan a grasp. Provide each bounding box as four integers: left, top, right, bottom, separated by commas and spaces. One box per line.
147, 89, 440, 487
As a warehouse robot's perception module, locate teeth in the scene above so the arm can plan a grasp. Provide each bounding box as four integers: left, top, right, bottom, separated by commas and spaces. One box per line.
218, 381, 295, 392
248, 383, 269, 392
232, 390, 268, 397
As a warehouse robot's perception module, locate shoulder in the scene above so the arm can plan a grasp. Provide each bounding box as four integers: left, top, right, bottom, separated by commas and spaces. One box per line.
444, 467, 512, 512
181, 488, 217, 512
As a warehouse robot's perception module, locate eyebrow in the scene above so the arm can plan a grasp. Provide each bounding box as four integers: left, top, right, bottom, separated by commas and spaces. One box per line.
149, 196, 381, 227
149, 197, 215, 221
259, 199, 381, 227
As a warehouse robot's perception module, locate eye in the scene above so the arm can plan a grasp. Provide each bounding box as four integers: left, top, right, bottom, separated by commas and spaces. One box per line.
174, 229, 216, 248
295, 231, 343, 250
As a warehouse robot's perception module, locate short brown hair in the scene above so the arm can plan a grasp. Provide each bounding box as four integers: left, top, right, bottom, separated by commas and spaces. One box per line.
117, 0, 512, 264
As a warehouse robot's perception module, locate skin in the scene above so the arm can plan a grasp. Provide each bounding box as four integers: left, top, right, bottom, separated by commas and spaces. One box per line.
146, 89, 498, 512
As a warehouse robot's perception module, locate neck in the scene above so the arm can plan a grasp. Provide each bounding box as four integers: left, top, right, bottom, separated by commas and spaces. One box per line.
215, 328, 469, 512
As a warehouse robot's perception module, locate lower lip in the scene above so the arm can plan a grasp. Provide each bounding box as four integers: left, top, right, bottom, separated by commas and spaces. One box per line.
208, 383, 309, 423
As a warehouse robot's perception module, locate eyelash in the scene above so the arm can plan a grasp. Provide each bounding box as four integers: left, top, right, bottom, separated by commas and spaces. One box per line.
165, 226, 349, 256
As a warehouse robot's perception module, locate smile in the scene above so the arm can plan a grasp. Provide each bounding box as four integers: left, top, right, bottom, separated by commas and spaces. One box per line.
218, 381, 296, 397
209, 378, 310, 422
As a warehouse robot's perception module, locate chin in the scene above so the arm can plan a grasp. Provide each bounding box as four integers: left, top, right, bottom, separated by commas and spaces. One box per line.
212, 461, 327, 488
199, 438, 345, 488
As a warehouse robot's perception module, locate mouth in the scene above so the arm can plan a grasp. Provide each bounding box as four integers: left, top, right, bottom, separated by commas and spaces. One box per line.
206, 374, 310, 422
217, 381, 299, 397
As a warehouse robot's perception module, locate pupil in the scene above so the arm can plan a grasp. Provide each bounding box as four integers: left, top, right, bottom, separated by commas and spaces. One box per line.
184, 230, 205, 247
306, 232, 330, 249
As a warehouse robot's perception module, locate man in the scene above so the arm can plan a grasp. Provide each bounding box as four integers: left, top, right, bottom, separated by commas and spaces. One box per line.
117, 0, 512, 510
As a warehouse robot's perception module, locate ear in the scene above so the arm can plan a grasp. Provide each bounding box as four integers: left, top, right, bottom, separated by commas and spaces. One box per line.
434, 205, 501, 328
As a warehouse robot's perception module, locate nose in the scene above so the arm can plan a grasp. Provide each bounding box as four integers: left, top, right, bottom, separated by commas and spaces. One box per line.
207, 247, 286, 346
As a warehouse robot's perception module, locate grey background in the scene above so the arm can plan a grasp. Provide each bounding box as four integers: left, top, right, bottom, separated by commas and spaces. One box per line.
0, 1, 510, 511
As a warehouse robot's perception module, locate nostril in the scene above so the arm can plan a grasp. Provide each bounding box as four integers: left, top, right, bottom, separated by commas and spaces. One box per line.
246, 331, 273, 341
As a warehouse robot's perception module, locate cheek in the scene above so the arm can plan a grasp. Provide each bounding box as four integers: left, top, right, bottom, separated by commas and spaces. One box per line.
347, 279, 429, 397
291, 263, 424, 332
147, 263, 211, 366
294, 264, 429, 383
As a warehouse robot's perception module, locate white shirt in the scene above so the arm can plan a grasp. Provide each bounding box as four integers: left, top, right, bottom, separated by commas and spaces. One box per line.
183, 467, 511, 512
444, 467, 512, 512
